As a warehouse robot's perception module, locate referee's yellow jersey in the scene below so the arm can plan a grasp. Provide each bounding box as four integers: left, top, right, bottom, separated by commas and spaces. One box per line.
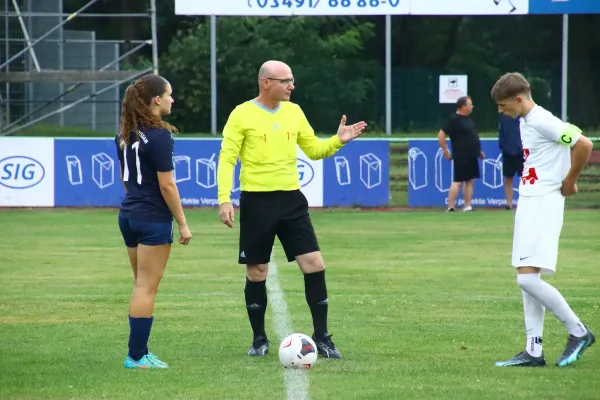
217, 100, 344, 205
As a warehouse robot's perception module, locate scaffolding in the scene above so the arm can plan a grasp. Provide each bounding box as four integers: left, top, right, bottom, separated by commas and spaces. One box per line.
0, 0, 159, 136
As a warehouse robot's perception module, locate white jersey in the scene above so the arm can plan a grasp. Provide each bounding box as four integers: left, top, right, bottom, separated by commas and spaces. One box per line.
518, 105, 581, 196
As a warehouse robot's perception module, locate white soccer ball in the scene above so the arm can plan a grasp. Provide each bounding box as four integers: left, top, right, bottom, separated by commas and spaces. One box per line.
278, 333, 318, 369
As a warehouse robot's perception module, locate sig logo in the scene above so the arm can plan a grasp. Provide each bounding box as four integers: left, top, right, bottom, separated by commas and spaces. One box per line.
0, 156, 46, 189
297, 159, 314, 188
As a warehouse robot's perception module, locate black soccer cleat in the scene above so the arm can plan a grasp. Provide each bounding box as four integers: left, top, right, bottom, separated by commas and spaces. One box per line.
556, 328, 595, 367
495, 351, 547, 367
248, 335, 269, 357
312, 333, 342, 359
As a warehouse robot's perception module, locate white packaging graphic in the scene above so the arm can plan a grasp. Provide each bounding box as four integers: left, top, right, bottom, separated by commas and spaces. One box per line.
483, 154, 504, 189
360, 153, 382, 189
435, 148, 453, 192
334, 156, 351, 186
65, 155, 83, 185
173, 155, 191, 183
196, 153, 217, 188
408, 147, 427, 190
92, 152, 114, 189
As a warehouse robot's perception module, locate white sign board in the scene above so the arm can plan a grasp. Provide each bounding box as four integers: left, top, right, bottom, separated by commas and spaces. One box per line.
439, 75, 468, 104
412, 0, 528, 15
175, 0, 410, 16
175, 0, 528, 15
297, 146, 323, 207
0, 138, 55, 207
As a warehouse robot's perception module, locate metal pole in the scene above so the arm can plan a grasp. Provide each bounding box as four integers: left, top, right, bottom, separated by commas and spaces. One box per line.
0, 0, 101, 71
6, 38, 150, 44
91, 31, 97, 131
3, 0, 9, 127
150, 0, 159, 75
58, 0, 64, 128
11, 0, 40, 71
211, 15, 217, 135
3, 42, 150, 131
0, 12, 150, 17
114, 43, 120, 133
561, 14, 568, 122
385, 14, 392, 136
1, 67, 154, 136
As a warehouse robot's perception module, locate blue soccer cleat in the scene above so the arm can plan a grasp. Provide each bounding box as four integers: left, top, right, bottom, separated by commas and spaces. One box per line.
495, 351, 546, 367
146, 352, 169, 368
123, 354, 168, 369
556, 328, 595, 367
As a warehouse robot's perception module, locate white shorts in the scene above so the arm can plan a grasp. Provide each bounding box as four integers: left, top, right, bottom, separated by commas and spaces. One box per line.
512, 190, 565, 274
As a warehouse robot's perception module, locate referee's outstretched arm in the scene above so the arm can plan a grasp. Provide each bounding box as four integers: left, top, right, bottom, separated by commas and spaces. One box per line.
298, 112, 367, 160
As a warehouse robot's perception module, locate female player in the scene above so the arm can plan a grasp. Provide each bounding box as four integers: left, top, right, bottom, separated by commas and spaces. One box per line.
116, 74, 192, 369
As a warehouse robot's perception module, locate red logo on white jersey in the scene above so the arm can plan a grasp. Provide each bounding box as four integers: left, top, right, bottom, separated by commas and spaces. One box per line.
521, 149, 538, 185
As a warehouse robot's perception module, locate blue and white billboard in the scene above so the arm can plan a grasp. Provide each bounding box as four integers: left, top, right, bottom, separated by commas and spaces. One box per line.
1, 137, 389, 208
408, 139, 520, 208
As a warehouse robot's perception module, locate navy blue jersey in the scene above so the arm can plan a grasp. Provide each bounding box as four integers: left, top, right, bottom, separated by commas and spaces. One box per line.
115, 128, 174, 222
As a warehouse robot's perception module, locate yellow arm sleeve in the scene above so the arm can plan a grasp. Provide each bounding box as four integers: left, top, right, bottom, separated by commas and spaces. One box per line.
296, 107, 344, 160
558, 123, 582, 147
217, 110, 244, 205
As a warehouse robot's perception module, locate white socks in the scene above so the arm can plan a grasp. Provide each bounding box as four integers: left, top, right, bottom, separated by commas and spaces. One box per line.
522, 288, 545, 357
517, 273, 587, 356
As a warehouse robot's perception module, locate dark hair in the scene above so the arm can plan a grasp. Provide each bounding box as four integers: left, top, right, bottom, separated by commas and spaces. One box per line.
119, 74, 177, 148
456, 96, 471, 110
491, 72, 531, 102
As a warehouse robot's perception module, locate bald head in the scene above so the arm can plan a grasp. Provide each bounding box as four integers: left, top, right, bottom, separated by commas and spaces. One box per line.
258, 60, 292, 83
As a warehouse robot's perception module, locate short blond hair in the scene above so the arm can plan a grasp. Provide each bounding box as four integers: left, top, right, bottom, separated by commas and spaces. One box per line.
490, 72, 531, 102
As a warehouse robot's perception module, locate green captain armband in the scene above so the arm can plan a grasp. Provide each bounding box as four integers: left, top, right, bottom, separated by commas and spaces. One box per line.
558, 123, 582, 145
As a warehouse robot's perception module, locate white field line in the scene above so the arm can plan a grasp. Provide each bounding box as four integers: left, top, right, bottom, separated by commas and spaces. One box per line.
266, 255, 311, 400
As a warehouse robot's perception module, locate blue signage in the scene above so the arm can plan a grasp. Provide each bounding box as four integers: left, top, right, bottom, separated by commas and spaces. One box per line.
323, 140, 390, 207
529, 0, 600, 14
53, 138, 389, 208
407, 139, 520, 208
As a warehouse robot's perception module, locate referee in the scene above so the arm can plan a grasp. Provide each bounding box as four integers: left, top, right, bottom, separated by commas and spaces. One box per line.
217, 60, 367, 359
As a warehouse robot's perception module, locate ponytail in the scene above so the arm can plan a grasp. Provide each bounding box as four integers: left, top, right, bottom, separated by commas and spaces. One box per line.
118, 75, 178, 149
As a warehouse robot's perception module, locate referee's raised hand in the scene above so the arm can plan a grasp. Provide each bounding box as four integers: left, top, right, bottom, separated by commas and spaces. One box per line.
219, 202, 235, 228
336, 115, 368, 144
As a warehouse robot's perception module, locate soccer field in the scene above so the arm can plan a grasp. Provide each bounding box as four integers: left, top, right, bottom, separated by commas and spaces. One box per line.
1, 208, 599, 400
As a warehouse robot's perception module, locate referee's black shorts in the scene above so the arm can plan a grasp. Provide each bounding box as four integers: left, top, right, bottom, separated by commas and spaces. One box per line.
238, 190, 320, 265
453, 156, 480, 183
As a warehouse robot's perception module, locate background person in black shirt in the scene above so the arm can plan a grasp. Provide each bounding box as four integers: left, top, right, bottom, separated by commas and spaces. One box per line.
437, 96, 485, 211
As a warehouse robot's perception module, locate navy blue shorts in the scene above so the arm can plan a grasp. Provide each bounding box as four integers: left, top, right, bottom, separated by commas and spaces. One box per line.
118, 213, 173, 247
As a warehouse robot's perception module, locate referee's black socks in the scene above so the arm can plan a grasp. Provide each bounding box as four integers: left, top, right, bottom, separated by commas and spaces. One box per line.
245, 278, 267, 340
304, 270, 329, 338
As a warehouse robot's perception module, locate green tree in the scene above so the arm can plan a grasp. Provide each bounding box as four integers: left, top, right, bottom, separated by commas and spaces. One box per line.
161, 16, 378, 133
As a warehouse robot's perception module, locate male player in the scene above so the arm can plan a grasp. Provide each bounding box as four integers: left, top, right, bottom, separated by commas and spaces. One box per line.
217, 60, 367, 359
491, 72, 595, 367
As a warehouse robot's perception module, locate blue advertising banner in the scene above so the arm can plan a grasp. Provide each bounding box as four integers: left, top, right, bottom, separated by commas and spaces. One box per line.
54, 138, 239, 207
323, 141, 390, 207
55, 138, 124, 207
407, 139, 520, 208
529, 0, 600, 14
53, 138, 389, 208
